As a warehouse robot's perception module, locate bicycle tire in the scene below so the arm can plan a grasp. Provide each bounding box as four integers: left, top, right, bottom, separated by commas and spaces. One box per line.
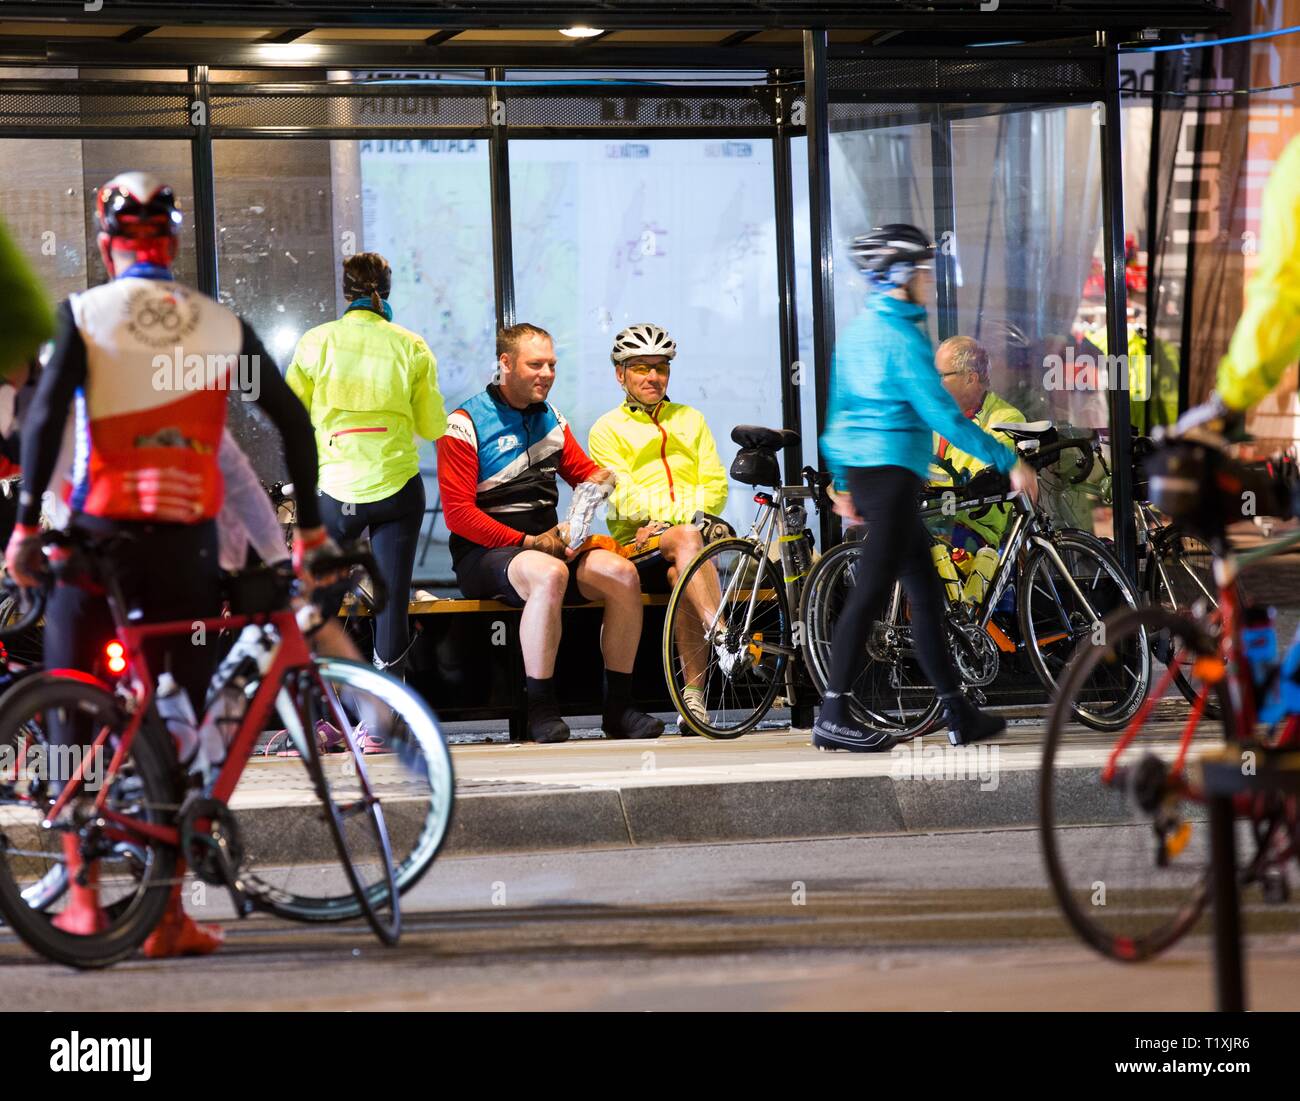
237, 657, 454, 925
1145, 526, 1223, 719
1019, 531, 1149, 730
1040, 604, 1222, 961
0, 674, 178, 969
798, 540, 941, 740
662, 537, 789, 739
293, 666, 400, 945
0, 583, 46, 641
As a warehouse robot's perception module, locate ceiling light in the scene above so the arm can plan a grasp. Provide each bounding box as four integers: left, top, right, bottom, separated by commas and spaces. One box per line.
559, 26, 604, 38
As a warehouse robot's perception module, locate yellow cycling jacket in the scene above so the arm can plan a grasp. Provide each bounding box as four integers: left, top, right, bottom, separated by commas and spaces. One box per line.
588, 399, 729, 544
286, 309, 447, 504
929, 389, 1026, 547
1218, 134, 1300, 411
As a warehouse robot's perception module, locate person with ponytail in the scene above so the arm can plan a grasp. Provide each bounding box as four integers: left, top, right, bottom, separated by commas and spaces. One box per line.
287, 252, 447, 683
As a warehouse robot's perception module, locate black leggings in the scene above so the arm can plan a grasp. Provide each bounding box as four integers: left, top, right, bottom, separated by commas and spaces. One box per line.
825, 466, 959, 703
45, 519, 223, 760
319, 474, 425, 676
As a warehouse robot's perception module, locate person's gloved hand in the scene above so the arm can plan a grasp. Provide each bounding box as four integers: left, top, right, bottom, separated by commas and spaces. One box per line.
527, 524, 573, 560
4, 523, 45, 588
292, 526, 342, 580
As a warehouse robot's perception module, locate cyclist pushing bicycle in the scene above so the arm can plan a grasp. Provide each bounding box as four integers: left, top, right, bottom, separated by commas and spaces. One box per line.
2, 172, 335, 958
815, 223, 1039, 753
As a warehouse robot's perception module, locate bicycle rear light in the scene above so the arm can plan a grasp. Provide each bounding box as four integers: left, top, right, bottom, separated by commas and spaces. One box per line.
104, 640, 127, 674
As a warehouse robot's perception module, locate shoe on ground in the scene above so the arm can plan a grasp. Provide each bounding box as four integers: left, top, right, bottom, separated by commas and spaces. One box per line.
264, 727, 330, 758
52, 832, 109, 935
354, 724, 392, 754
812, 715, 896, 753
942, 694, 1006, 746
675, 687, 707, 736
603, 708, 664, 740
141, 907, 224, 959
527, 710, 571, 744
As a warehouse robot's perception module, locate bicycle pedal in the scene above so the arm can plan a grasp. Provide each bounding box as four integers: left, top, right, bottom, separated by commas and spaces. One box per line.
1262, 869, 1290, 905
1162, 819, 1192, 862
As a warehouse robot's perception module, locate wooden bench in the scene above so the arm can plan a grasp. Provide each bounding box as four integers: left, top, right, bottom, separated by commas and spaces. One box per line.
340, 592, 690, 739
339, 592, 1050, 739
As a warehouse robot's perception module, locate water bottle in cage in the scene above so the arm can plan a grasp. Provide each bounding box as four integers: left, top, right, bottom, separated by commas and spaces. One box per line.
781, 501, 812, 582
200, 624, 280, 766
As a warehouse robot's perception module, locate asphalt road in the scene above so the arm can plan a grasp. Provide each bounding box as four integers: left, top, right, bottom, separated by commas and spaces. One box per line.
2, 827, 1297, 1011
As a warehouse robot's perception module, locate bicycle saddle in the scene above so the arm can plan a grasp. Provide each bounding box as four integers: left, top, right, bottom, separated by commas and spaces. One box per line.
991, 420, 1054, 439
731, 425, 799, 450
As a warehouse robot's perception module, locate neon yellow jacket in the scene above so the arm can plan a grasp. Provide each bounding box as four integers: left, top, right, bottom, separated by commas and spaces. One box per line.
588, 399, 729, 544
929, 390, 1026, 547
286, 309, 447, 504
1217, 135, 1300, 411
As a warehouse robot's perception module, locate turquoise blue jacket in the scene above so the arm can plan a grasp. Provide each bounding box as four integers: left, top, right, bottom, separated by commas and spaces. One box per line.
821, 295, 1018, 486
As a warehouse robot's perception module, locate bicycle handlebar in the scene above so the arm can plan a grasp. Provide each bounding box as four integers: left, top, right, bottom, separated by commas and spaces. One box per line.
1021, 434, 1096, 483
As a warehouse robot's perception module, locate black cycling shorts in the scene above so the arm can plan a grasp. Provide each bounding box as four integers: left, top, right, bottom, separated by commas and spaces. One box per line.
455, 545, 591, 608
633, 551, 672, 595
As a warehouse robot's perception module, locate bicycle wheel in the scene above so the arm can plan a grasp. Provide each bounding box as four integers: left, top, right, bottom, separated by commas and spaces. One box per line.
1040, 605, 1224, 961
799, 541, 941, 739
0, 674, 178, 969
663, 537, 789, 739
0, 586, 45, 667
232, 658, 452, 929
1019, 532, 1149, 730
1146, 527, 1224, 718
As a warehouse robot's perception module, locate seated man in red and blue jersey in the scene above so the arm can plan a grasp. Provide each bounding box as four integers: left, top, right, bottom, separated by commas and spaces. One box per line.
436, 323, 663, 745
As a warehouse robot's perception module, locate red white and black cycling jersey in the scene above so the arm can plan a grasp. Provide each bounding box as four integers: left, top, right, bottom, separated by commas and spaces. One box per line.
19, 268, 321, 530
436, 383, 599, 567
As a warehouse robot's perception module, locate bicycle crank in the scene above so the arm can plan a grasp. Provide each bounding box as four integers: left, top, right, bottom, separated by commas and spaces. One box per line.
178, 792, 253, 915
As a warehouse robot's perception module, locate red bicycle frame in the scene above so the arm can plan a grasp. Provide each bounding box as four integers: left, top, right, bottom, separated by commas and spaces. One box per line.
43, 606, 369, 852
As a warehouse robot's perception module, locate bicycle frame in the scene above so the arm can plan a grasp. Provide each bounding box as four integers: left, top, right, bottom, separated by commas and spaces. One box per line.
888, 486, 1111, 651
43, 606, 375, 855
709, 483, 816, 662
1104, 530, 1300, 796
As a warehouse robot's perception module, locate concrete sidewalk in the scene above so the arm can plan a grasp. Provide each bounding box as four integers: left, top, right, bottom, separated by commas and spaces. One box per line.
197, 705, 1208, 860
436, 713, 1207, 854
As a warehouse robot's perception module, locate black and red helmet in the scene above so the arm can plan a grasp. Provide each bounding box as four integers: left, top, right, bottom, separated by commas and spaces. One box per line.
95, 172, 182, 271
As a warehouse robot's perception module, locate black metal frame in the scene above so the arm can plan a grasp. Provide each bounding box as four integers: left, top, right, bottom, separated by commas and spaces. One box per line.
0, 33, 1179, 575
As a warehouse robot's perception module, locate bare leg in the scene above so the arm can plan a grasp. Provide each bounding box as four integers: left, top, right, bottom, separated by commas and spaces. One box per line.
574, 549, 642, 673
658, 525, 720, 689
507, 550, 570, 678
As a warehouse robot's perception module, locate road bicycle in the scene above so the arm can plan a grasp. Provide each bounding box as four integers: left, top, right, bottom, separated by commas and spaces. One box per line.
0, 529, 454, 969
799, 424, 1151, 739
1041, 434, 1300, 961
1063, 431, 1251, 716
662, 425, 828, 739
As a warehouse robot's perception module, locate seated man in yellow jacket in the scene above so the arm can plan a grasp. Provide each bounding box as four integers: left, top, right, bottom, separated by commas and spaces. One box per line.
928, 335, 1026, 564
588, 323, 728, 730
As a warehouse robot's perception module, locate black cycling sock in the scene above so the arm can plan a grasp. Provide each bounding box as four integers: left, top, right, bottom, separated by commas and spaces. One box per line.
526, 676, 559, 714
603, 669, 633, 721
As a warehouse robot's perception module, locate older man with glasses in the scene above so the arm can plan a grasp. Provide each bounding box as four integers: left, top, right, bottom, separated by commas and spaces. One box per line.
929, 334, 1027, 564
587, 323, 728, 733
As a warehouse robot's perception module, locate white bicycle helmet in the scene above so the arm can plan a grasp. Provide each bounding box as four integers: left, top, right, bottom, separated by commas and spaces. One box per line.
611, 323, 677, 365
